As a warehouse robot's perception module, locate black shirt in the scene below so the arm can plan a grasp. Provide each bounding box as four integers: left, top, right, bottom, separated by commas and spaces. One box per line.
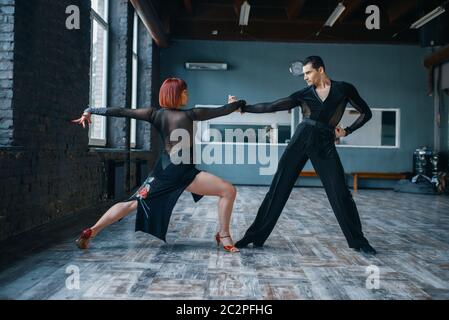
241, 80, 372, 135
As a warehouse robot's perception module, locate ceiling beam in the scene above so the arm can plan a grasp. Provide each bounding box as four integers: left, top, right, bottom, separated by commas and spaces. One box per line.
286, 0, 307, 20
424, 44, 449, 68
129, 0, 169, 47
171, 19, 418, 44
233, 0, 244, 17
335, 0, 363, 24
388, 0, 417, 23
183, 0, 193, 16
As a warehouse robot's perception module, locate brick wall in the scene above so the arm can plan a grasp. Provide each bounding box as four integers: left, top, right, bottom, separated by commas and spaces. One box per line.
0, 0, 14, 146
0, 0, 158, 241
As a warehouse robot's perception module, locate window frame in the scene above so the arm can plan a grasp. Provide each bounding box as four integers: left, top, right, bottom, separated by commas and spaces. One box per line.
88, 0, 109, 146
130, 11, 139, 148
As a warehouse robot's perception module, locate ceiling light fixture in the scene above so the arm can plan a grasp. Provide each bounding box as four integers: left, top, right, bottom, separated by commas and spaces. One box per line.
410, 5, 446, 29
324, 2, 346, 27
239, 1, 251, 26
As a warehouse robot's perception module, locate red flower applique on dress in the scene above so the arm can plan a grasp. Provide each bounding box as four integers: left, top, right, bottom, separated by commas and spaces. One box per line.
138, 186, 149, 199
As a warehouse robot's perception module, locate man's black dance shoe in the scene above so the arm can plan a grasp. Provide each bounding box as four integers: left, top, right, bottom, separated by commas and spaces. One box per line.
235, 237, 264, 248
353, 243, 377, 255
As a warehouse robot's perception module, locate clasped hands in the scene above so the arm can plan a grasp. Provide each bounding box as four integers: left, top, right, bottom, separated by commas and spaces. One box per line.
228, 95, 245, 114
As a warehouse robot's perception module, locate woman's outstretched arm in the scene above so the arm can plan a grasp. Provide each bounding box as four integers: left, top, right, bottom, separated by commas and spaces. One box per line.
72, 106, 155, 128
83, 107, 154, 121
186, 100, 246, 121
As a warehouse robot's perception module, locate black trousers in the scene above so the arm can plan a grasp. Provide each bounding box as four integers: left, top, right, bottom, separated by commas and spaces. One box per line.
243, 120, 369, 248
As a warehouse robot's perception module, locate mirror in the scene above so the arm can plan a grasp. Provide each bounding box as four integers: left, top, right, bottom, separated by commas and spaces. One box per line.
195, 106, 292, 145
336, 108, 400, 148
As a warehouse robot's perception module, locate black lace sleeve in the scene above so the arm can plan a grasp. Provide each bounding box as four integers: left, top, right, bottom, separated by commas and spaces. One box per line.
342, 83, 372, 135
241, 96, 298, 113
186, 100, 245, 121
84, 107, 155, 123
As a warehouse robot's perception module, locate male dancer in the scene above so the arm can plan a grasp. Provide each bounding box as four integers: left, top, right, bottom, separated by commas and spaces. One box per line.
233, 56, 377, 255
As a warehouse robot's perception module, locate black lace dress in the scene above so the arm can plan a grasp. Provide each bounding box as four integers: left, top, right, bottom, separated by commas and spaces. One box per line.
85, 100, 245, 241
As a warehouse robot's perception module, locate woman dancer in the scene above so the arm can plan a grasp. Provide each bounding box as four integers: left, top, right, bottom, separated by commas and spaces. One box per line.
72, 78, 245, 253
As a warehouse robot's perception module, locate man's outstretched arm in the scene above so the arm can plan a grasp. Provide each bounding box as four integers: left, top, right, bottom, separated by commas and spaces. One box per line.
241, 96, 298, 113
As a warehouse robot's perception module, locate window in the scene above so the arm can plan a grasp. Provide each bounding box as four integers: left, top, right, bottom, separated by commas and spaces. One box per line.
130, 11, 138, 148
89, 0, 109, 146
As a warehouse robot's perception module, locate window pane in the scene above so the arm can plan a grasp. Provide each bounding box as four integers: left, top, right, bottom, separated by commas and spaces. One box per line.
89, 19, 107, 141
131, 12, 138, 147
381, 111, 396, 146
130, 55, 138, 146
133, 12, 138, 54
132, 57, 138, 109
91, 0, 107, 21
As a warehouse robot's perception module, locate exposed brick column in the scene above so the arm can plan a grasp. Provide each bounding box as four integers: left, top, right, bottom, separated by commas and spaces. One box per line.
0, 0, 15, 146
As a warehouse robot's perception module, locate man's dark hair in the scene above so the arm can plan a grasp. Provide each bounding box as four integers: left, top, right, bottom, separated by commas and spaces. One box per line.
302, 56, 325, 71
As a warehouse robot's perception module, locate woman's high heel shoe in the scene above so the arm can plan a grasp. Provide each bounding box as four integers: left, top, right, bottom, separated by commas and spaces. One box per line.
76, 228, 93, 249
215, 232, 240, 253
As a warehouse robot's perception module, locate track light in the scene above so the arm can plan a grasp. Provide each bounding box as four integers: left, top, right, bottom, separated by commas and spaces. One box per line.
410, 5, 446, 29
324, 2, 346, 27
239, 1, 251, 26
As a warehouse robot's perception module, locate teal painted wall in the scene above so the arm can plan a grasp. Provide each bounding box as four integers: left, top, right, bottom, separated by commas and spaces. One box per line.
160, 40, 433, 187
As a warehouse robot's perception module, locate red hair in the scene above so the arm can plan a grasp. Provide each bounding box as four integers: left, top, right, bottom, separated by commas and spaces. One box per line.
159, 78, 187, 109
